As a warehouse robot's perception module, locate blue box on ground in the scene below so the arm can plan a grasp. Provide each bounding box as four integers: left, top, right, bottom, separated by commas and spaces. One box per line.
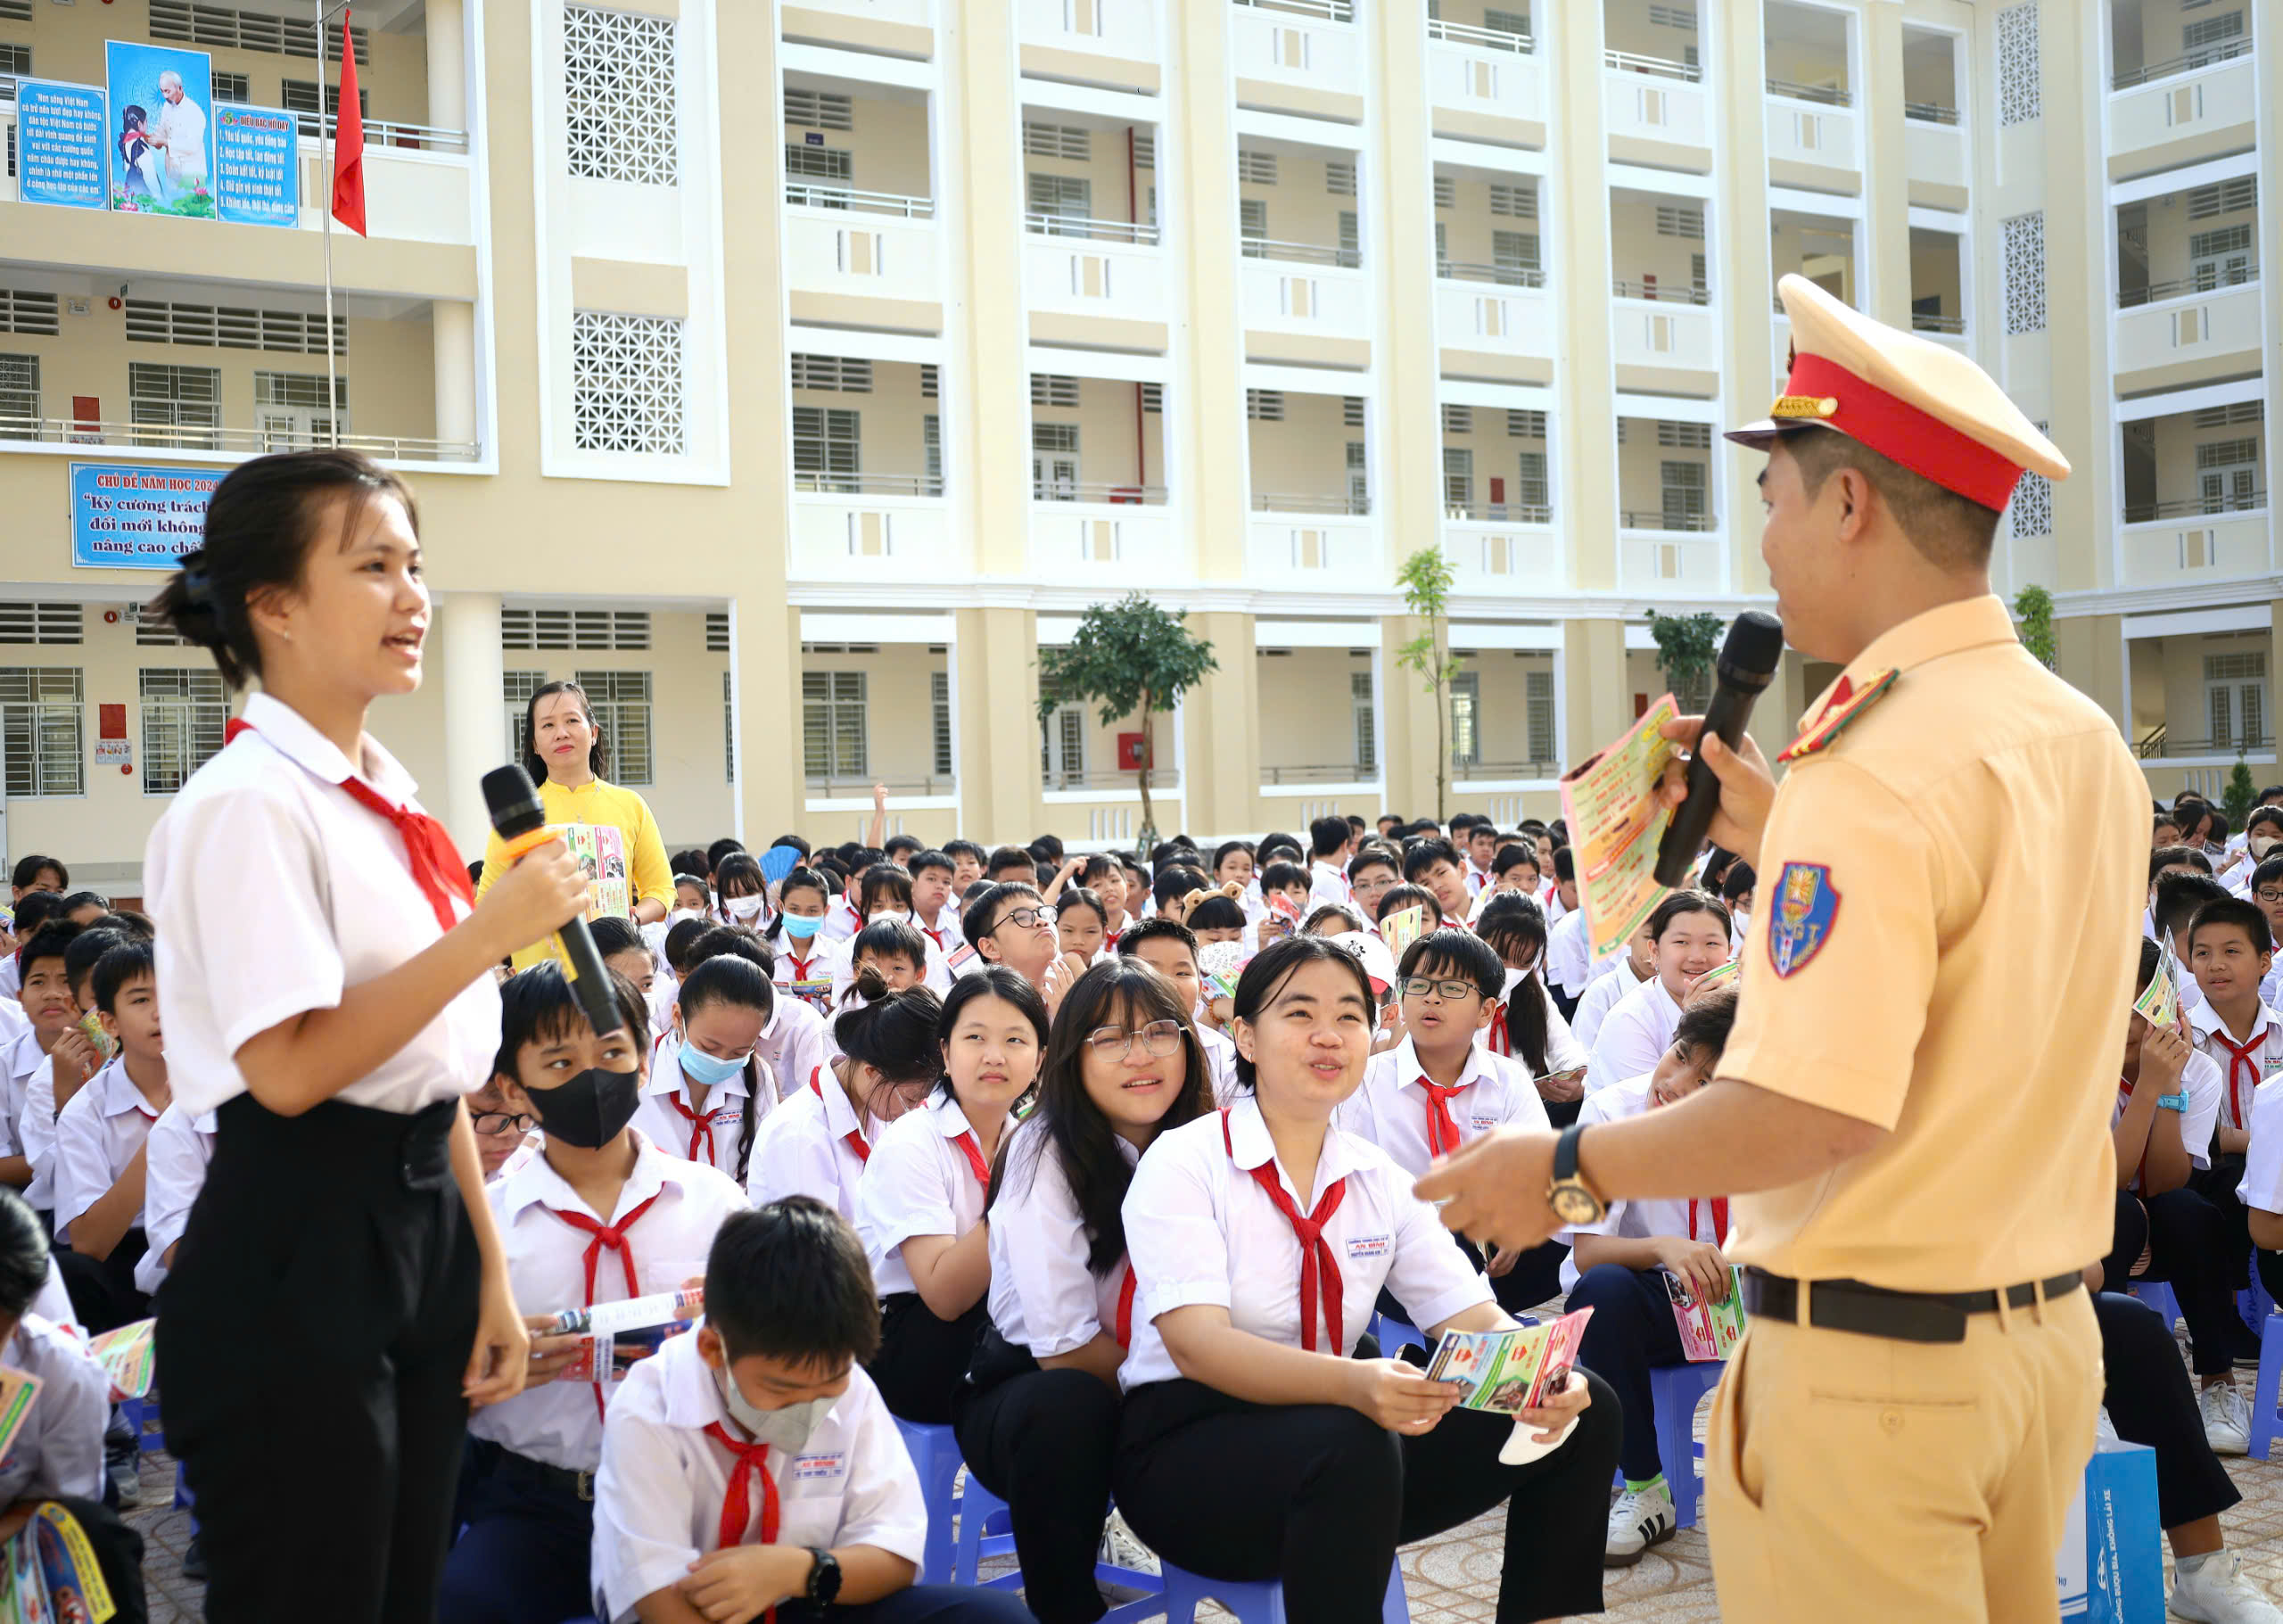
2056, 1439, 2162, 1623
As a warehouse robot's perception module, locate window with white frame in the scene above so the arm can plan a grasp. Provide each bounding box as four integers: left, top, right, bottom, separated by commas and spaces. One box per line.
791, 354, 873, 392
565, 5, 679, 185
504, 669, 545, 762
1239, 199, 1268, 243
1525, 667, 1555, 764
139, 667, 227, 794
706, 612, 729, 652
2196, 437, 2261, 511
1516, 450, 1549, 516
1247, 390, 1285, 421
1024, 122, 1091, 161
1656, 420, 1711, 449
1488, 182, 1536, 218
1655, 204, 1703, 238
124, 300, 342, 354
0, 667, 81, 796
254, 370, 348, 449
1492, 230, 1539, 284
923, 414, 942, 494
1344, 396, 1365, 428
1040, 680, 1086, 786
1031, 374, 1081, 408
1441, 404, 1472, 434
1351, 669, 1376, 772
1507, 409, 1545, 439
931, 670, 953, 778
1237, 149, 1278, 185
0, 603, 81, 646
1432, 176, 1455, 210
783, 145, 853, 186
2187, 177, 2256, 220
784, 88, 853, 130
2205, 648, 2266, 749
503, 610, 650, 650
1449, 671, 1480, 767
572, 311, 686, 455
1660, 460, 1707, 528
1027, 173, 1092, 225
0, 291, 60, 336
128, 363, 221, 449
804, 672, 867, 779
0, 355, 36, 426
1325, 161, 1356, 197
574, 669, 655, 785
1443, 447, 1472, 512
2183, 12, 2244, 53
792, 407, 860, 487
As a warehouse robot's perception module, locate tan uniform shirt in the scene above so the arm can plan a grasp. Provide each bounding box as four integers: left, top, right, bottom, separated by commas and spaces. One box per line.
1720, 595, 2147, 1291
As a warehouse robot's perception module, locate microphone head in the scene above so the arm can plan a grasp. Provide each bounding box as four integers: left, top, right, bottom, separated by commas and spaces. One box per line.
482, 764, 548, 837
1716, 610, 1786, 690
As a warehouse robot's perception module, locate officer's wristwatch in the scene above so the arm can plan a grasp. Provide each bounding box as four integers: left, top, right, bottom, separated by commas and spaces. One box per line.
805, 1547, 842, 1605
2158, 1092, 2190, 1114
1547, 1122, 1607, 1225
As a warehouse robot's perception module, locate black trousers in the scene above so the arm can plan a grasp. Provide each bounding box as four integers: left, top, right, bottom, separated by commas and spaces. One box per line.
55, 1228, 149, 1335
2105, 1185, 2255, 1375
1568, 1263, 1690, 1481
2094, 1291, 2239, 1532
159, 1094, 478, 1624
953, 1364, 1119, 1624
438, 1442, 594, 1624
1112, 1373, 1618, 1624
869, 1293, 988, 1424
2189, 1154, 2253, 1290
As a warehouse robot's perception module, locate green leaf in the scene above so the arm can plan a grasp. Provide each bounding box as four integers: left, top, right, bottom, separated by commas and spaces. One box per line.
2013, 584, 2057, 672
1033, 592, 1219, 726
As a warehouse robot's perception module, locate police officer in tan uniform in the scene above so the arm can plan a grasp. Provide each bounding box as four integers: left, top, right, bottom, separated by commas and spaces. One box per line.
1420, 274, 2150, 1621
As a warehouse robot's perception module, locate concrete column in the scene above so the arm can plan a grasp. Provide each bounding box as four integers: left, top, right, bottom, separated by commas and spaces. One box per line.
2038, 1, 2107, 594
1862, 3, 1912, 329
433, 299, 478, 454
425, 0, 466, 134
438, 590, 503, 854
953, 606, 1044, 844
729, 605, 804, 846
1561, 618, 1630, 771
1715, 0, 1775, 598
1547, 4, 1617, 591
1180, 612, 1259, 837
2056, 613, 2128, 734
1367, 0, 1440, 583
1380, 614, 1446, 822
1168, 0, 1248, 581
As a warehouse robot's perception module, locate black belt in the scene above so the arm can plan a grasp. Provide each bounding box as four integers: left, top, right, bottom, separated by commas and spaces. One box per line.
1741, 1267, 2084, 1345
476, 1439, 593, 1503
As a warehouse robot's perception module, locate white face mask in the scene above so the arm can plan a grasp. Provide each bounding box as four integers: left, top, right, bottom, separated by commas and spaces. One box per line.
669, 907, 703, 925
725, 895, 766, 922
719, 1372, 836, 1456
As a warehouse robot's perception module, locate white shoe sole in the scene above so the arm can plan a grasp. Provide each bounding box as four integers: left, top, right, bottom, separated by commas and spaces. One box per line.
1603, 1521, 1677, 1569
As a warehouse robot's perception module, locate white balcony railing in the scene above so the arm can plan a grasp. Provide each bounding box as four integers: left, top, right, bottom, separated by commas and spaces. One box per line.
1251, 491, 1370, 515
1765, 77, 1850, 106
1034, 481, 1168, 504
2117, 262, 2260, 309
1428, 17, 1531, 53
792, 472, 944, 496
1233, 0, 1352, 21
1613, 279, 1709, 303
2113, 37, 2255, 92
2114, 281, 2262, 375
1426, 21, 1546, 120
1439, 260, 1545, 287
1243, 236, 1363, 268
1904, 100, 1960, 125
1604, 49, 1700, 82
783, 206, 941, 304
1025, 212, 1160, 245
783, 185, 935, 219
0, 416, 477, 461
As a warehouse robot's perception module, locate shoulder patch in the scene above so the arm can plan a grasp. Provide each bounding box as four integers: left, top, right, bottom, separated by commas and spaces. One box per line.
1767, 863, 1840, 978
1778, 668, 1898, 764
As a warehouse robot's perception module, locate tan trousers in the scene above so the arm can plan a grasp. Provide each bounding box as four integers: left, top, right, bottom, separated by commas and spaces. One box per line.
1705, 1282, 2103, 1623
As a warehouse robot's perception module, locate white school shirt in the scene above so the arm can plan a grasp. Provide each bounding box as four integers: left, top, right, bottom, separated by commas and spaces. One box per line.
0, 1315, 106, 1507
1570, 960, 1647, 1050
1495, 971, 1590, 1078
1587, 977, 1684, 1093
1556, 1076, 1697, 1291
2238, 1075, 2283, 1214
134, 1101, 216, 1298
820, 894, 861, 945
0, 1024, 47, 1166
1117, 1096, 1492, 1392
2114, 1049, 2223, 1191
590, 1331, 927, 1624
633, 1033, 774, 1182
1542, 883, 1568, 926
1307, 861, 1354, 914
988, 1117, 1138, 1357
771, 936, 836, 1014
471, 1130, 748, 1473
0, 959, 18, 1002
49, 1058, 163, 1245
2187, 1000, 2283, 1138
1340, 1036, 1552, 1182
746, 1064, 873, 1219
1545, 910, 1593, 999
17, 1061, 59, 1210
827, 931, 952, 1002
1196, 1021, 1240, 1107
909, 905, 961, 959
758, 996, 828, 1105
854, 1092, 993, 1299
145, 691, 500, 1117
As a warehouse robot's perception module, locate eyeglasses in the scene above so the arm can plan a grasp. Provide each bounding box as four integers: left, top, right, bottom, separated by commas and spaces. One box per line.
1400, 976, 1482, 1002
1085, 1019, 1183, 1059
2259, 889, 2283, 906
996, 907, 1051, 931
472, 1109, 535, 1136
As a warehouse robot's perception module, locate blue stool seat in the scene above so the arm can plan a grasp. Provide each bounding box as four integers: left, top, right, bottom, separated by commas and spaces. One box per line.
2248, 1312, 2283, 1461
1369, 1315, 1426, 1356
117, 1391, 164, 1455
1160, 1555, 1408, 1623
2128, 1279, 2181, 1334
1637, 1362, 1725, 1531
955, 1475, 1167, 1620
894, 1418, 966, 1585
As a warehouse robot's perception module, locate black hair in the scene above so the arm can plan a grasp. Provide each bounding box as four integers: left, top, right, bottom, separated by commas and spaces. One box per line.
1374, 882, 1442, 928
2134, 936, 2164, 995
1491, 842, 1538, 878
1077, 853, 1123, 891
943, 839, 986, 866
1030, 835, 1066, 865
1397, 928, 1505, 1002
1150, 866, 1210, 911
1186, 894, 1244, 933
2154, 872, 2230, 946
707, 837, 748, 874
960, 880, 1043, 952
1552, 845, 1576, 884
1719, 861, 1757, 907
1781, 424, 2002, 569
671, 848, 711, 879
91, 938, 157, 1018
663, 916, 713, 977
1649, 889, 1732, 942
63, 927, 129, 996
0, 1188, 48, 1322
1402, 838, 1463, 882
1056, 886, 1109, 930
2254, 854, 2283, 895
1117, 916, 1199, 964
910, 847, 954, 878
1256, 836, 1302, 867
995, 959, 1212, 1276
1699, 847, 1738, 893
856, 862, 914, 919
2210, 812, 2234, 843
714, 853, 767, 903
1347, 847, 1398, 881
766, 867, 830, 944
1302, 903, 1367, 936
688, 924, 773, 976
674, 954, 776, 1181
1309, 816, 1351, 859
849, 916, 928, 979
90, 911, 152, 941
1674, 983, 1740, 1057
1258, 861, 1309, 896
1227, 936, 1375, 1093
493, 960, 650, 1084
589, 915, 644, 960
9, 856, 64, 891
935, 966, 1051, 1101
705, 1199, 881, 1367
150, 449, 417, 689
1212, 840, 1255, 876
521, 680, 607, 784
832, 977, 945, 1100
1474, 893, 1553, 1072
16, 921, 80, 982
56, 891, 110, 918
2149, 844, 2213, 885
986, 845, 1037, 879
2190, 897, 2273, 956
884, 835, 922, 862
2247, 808, 2283, 839
10, 894, 67, 936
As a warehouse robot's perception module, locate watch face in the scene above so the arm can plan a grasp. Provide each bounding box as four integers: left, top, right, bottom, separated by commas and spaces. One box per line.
1550, 1183, 1602, 1225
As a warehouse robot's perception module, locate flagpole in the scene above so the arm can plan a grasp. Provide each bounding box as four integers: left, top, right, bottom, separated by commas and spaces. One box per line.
317, 0, 341, 446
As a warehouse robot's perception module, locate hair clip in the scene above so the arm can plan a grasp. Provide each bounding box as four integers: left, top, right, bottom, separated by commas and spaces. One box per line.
179, 565, 213, 608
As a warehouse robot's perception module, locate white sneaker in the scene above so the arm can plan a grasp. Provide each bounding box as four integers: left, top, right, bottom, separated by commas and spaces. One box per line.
1604, 1479, 1677, 1567
2170, 1550, 2283, 1624
1099, 1507, 1160, 1578
2202, 1383, 2251, 1457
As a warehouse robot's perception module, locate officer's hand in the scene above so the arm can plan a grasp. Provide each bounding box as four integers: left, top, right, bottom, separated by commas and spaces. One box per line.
2139, 1021, 2190, 1093
1654, 718, 1776, 867
1413, 1125, 1563, 1253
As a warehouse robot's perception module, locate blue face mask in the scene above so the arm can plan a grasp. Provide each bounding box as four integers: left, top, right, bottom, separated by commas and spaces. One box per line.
679, 1041, 749, 1087
782, 912, 824, 940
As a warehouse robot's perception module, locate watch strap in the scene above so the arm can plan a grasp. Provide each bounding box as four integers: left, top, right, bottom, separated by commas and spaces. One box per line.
1554, 1120, 1587, 1180
804, 1546, 841, 1604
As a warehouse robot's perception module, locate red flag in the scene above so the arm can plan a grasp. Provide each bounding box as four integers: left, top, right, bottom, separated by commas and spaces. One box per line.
330, 8, 367, 236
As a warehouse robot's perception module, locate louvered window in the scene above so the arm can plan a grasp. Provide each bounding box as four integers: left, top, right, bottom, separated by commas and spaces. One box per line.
803, 672, 868, 778
1031, 374, 1081, 408
575, 670, 654, 785
1507, 409, 1546, 439
1024, 122, 1092, 161
139, 667, 227, 795
1247, 391, 1285, 421
790, 354, 872, 392
784, 89, 854, 130
0, 603, 81, 646
0, 291, 59, 337
500, 609, 653, 650
2187, 177, 2256, 220
1237, 150, 1279, 185
0, 668, 82, 797
706, 612, 729, 652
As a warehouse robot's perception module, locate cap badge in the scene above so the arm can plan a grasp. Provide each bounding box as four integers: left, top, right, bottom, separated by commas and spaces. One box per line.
1768, 394, 1840, 420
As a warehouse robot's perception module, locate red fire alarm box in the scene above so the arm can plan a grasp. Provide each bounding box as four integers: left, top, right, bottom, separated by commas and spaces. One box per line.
99, 704, 127, 741
1117, 733, 1148, 771
1489, 476, 1505, 505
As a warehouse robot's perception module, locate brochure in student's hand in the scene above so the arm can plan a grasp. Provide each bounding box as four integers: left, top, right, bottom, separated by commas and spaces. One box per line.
1665, 1265, 1748, 1362
1422, 1309, 1593, 1416
0, 1501, 116, 1623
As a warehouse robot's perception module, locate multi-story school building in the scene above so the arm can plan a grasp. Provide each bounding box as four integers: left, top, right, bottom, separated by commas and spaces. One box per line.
0, 0, 2275, 891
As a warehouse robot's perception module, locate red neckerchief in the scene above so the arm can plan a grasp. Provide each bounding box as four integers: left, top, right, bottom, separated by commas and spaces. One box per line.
545, 1191, 661, 1418
226, 716, 471, 931
702, 1422, 779, 1620
1115, 1263, 1137, 1348
808, 1067, 870, 1163
1222, 1108, 1348, 1353
1690, 1199, 1729, 1246
664, 1091, 720, 1166
1416, 1073, 1468, 1158
2209, 1026, 2267, 1133
951, 1128, 989, 1187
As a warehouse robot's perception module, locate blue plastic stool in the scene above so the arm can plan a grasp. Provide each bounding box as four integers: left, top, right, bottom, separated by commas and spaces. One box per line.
2248, 1312, 2283, 1461
1160, 1555, 1408, 1623
117, 1392, 163, 1455
2246, 1251, 2276, 1327
894, 1418, 966, 1584
1641, 1362, 1726, 1531
2128, 1279, 2181, 1334
1369, 1314, 1426, 1356
953, 1476, 1167, 1620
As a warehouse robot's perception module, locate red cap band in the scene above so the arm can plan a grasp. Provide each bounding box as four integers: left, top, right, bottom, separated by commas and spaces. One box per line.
1784, 352, 2023, 511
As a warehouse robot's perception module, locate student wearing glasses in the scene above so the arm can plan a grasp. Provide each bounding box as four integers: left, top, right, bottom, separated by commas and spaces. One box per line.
965, 881, 1088, 1012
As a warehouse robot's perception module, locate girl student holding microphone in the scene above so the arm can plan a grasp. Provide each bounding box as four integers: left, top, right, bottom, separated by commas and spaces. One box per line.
856, 967, 1047, 1422
956, 958, 1215, 1624
476, 679, 676, 968
143, 449, 593, 1621
1112, 936, 1618, 1624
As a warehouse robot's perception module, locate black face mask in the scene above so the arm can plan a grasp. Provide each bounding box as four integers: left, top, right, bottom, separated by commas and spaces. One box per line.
524, 1066, 642, 1150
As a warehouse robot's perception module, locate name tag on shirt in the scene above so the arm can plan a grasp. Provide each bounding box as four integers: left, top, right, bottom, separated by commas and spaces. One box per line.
1469, 1114, 1501, 1134
1346, 1234, 1390, 1261
792, 1451, 848, 1487
945, 944, 980, 977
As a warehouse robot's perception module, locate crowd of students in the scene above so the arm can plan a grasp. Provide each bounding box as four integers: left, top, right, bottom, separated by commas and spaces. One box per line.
2, 778, 2282, 1621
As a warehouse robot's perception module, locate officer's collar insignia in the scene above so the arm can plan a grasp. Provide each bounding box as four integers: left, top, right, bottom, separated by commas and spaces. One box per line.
1778, 668, 1898, 764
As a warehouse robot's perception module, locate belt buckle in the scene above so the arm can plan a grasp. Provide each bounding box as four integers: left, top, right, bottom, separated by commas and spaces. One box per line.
576, 1468, 594, 1503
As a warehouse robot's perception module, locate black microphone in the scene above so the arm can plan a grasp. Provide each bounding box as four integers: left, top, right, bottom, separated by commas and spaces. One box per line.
1652, 611, 1785, 889
482, 763, 626, 1037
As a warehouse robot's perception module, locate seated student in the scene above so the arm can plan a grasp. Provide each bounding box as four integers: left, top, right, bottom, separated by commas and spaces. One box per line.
2149, 853, 2219, 942
1, 922, 85, 1197
906, 850, 961, 955
944, 840, 989, 909
1570, 917, 1661, 1054
987, 845, 1040, 887
134, 1096, 218, 1303
1346, 848, 1400, 926
1558, 987, 1739, 1565
1587, 894, 1730, 1092
24, 925, 133, 1220
956, 960, 1216, 1623
1184, 894, 1244, 948
593, 916, 659, 1010
767, 868, 837, 1013
51, 939, 170, 1336
1542, 852, 1592, 1020
1400, 838, 1474, 927
842, 865, 951, 991
965, 882, 1084, 1003
442, 962, 749, 1624
748, 976, 941, 1218
687, 928, 828, 1110
1213, 841, 1257, 893
1472, 895, 1591, 1123
884, 835, 923, 869
713, 853, 771, 933
1118, 919, 1240, 1105
1465, 845, 1540, 925
671, 870, 713, 922
1306, 817, 1356, 912
466, 1076, 542, 1184
2105, 942, 2254, 1454
591, 1199, 1031, 1624
1372, 882, 1444, 936
1112, 936, 1616, 1624
2186, 897, 2283, 1298
0, 1188, 143, 1610
1717, 861, 1756, 950
2156, 873, 2232, 1013
634, 956, 777, 1184
1150, 867, 1211, 928
855, 969, 1046, 1423
1054, 888, 1111, 965
834, 919, 933, 1007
